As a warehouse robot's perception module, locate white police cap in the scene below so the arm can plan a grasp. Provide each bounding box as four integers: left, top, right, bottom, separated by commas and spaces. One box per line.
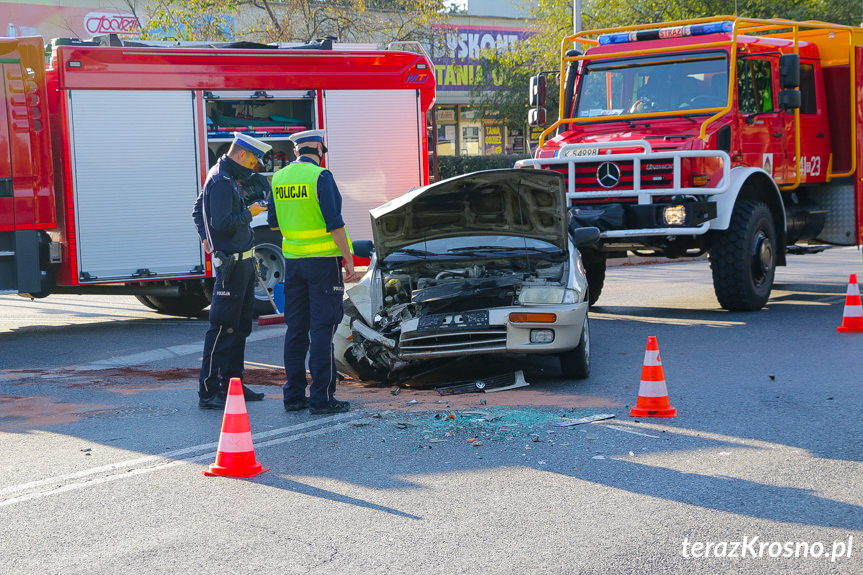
232, 132, 272, 162
289, 129, 327, 153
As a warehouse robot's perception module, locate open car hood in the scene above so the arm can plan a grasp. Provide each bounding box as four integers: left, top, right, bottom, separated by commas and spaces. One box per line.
370, 169, 568, 262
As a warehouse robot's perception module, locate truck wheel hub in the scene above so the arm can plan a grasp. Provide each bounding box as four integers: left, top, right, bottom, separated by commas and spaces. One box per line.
751, 230, 773, 284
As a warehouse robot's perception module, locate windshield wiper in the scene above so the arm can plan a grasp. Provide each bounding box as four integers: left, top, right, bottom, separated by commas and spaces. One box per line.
447, 245, 563, 255
390, 248, 438, 257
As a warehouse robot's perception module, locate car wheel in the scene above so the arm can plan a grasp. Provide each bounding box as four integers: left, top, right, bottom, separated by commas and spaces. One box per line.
253, 228, 285, 316
143, 293, 209, 316
580, 248, 606, 307
134, 295, 159, 310
559, 316, 590, 379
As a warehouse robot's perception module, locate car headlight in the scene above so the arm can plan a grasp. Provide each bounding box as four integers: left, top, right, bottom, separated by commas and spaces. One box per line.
519, 287, 565, 304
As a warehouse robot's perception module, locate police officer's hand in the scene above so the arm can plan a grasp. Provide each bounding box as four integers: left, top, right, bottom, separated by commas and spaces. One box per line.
343, 258, 358, 283
249, 202, 267, 217
202, 239, 212, 254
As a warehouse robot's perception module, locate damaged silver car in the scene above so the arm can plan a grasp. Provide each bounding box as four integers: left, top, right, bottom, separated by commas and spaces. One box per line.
334, 169, 599, 383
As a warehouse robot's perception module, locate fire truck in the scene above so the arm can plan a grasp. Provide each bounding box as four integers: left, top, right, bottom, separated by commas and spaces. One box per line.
520, 16, 863, 310
0, 35, 435, 315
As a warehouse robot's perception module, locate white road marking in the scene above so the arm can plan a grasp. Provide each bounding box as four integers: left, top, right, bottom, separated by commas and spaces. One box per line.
245, 360, 284, 370
72, 325, 285, 370
0, 411, 361, 507
597, 424, 662, 439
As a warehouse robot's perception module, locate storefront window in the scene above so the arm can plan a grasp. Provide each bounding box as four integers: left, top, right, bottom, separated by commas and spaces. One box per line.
437, 123, 457, 156
461, 125, 480, 155
508, 128, 525, 154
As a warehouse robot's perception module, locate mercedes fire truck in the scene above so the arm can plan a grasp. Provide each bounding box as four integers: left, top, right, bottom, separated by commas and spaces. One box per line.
520, 17, 863, 310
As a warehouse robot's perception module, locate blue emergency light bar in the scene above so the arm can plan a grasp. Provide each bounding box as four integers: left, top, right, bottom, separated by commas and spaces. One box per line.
598, 21, 734, 45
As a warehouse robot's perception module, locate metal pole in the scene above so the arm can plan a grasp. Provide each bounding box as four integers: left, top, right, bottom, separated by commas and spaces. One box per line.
573, 0, 581, 34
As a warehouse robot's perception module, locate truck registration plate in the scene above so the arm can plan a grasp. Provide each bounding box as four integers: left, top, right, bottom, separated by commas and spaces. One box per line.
563, 147, 600, 157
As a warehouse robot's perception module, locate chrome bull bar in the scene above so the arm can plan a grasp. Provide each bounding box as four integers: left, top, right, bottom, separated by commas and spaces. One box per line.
515, 142, 731, 238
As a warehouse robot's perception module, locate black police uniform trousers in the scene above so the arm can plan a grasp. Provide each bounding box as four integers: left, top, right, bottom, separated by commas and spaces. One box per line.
282, 256, 345, 409
199, 256, 255, 398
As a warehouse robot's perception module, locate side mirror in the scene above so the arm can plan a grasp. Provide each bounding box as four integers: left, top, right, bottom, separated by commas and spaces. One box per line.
528, 107, 547, 127
779, 54, 799, 89
778, 89, 801, 110
571, 226, 600, 248
352, 240, 374, 259
529, 75, 547, 107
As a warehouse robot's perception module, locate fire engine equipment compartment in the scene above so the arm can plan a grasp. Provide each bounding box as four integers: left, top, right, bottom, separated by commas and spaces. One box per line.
0, 35, 435, 316
205, 93, 315, 173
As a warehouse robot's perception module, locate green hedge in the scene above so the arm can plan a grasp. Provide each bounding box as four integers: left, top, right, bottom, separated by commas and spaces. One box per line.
435, 154, 531, 181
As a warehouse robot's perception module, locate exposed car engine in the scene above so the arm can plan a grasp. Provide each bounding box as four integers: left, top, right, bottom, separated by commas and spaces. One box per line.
341, 256, 567, 381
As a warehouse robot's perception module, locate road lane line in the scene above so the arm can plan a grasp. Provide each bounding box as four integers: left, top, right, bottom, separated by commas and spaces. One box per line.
0, 411, 359, 498
0, 417, 371, 507
245, 360, 284, 369
72, 326, 285, 370
597, 424, 662, 439
0, 416, 370, 508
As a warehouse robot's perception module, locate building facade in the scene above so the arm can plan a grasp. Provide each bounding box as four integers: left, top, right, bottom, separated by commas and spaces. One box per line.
2, 0, 533, 159
431, 1, 533, 158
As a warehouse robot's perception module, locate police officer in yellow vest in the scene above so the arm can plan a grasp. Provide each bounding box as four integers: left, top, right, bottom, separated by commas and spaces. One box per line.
268, 129, 358, 414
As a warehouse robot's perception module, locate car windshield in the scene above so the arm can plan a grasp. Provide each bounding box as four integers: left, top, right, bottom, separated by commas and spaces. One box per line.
574, 52, 729, 118
391, 235, 562, 257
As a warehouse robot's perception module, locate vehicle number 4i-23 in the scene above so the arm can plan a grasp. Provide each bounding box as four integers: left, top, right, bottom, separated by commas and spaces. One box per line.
801, 155, 822, 177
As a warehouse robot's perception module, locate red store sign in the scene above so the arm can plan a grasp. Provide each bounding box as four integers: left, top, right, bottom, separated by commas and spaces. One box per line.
84, 12, 141, 36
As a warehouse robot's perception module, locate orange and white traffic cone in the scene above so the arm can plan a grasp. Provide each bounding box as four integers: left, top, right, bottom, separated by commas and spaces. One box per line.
204, 378, 268, 477
837, 274, 863, 333
629, 336, 677, 418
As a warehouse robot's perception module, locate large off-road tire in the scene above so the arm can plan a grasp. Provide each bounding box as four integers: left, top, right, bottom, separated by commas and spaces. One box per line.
580, 248, 606, 307
253, 228, 285, 316
141, 293, 209, 316
559, 316, 590, 379
709, 200, 776, 311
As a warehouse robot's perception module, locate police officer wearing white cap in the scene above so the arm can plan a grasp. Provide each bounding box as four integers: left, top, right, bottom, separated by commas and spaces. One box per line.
192, 132, 272, 409
268, 129, 358, 415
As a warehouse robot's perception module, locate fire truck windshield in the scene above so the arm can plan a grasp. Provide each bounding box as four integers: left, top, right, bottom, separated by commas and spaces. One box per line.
574, 52, 728, 118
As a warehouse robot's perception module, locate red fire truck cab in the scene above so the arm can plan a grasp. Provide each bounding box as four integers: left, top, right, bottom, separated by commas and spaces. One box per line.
0, 35, 435, 315
521, 17, 863, 310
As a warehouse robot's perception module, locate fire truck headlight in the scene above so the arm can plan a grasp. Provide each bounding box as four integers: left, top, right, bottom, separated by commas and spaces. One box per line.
662, 205, 687, 226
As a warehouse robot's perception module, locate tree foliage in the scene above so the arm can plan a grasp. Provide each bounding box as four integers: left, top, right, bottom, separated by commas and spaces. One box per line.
247, 0, 446, 45
140, 0, 241, 41
470, 0, 863, 130
138, 0, 448, 46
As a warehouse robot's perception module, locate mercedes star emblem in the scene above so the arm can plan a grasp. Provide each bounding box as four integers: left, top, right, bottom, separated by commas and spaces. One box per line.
597, 161, 622, 188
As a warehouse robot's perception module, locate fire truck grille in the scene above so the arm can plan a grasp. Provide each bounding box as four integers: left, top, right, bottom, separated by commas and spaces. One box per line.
545, 160, 674, 201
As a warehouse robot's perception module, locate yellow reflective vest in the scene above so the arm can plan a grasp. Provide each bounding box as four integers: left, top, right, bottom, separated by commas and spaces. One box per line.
271, 162, 350, 258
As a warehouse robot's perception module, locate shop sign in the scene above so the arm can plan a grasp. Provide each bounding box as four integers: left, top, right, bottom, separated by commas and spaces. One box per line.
436, 108, 456, 122
84, 12, 141, 35
431, 24, 531, 91
484, 125, 503, 155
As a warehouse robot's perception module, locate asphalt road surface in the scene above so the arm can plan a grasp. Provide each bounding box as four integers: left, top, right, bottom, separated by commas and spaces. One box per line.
1, 247, 861, 574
